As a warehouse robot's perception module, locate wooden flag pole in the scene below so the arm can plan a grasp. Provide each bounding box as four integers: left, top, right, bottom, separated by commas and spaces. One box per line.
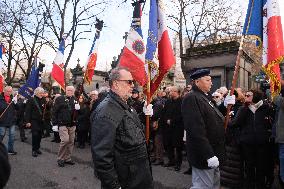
224, 37, 244, 131
146, 62, 151, 144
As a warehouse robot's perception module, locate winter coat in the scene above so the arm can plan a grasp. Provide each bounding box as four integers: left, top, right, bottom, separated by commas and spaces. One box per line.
181, 85, 226, 169
273, 95, 284, 143
43, 99, 53, 122
91, 90, 153, 189
231, 101, 273, 144
16, 98, 26, 126
220, 143, 243, 188
25, 96, 46, 131
220, 124, 243, 188
77, 104, 90, 131
162, 97, 184, 147
151, 97, 166, 134
0, 94, 17, 128
52, 95, 78, 127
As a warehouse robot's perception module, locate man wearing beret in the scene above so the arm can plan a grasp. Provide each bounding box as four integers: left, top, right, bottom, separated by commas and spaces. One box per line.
181, 69, 227, 188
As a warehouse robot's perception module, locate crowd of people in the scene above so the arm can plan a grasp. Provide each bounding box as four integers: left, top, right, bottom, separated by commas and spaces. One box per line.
0, 67, 284, 189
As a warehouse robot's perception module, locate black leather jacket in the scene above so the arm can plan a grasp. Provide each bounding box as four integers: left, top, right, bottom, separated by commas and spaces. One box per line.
52, 95, 78, 127
91, 91, 152, 189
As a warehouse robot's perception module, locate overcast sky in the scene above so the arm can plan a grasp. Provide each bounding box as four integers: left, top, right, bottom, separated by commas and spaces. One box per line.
39, 0, 284, 72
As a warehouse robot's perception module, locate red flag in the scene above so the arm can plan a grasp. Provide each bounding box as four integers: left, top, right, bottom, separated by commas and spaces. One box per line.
84, 30, 101, 85
0, 44, 6, 93
84, 52, 97, 84
118, 2, 147, 86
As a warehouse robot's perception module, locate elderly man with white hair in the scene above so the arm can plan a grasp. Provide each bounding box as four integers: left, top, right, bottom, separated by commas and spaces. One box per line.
52, 86, 80, 167
25, 87, 46, 157
0, 86, 18, 155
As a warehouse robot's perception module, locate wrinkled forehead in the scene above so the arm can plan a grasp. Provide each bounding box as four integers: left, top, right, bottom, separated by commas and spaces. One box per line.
119, 69, 133, 79
66, 87, 75, 91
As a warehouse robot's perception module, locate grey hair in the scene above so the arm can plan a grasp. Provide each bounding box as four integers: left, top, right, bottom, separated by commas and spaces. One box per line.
66, 86, 75, 91
108, 67, 129, 87
99, 86, 109, 93
34, 87, 45, 95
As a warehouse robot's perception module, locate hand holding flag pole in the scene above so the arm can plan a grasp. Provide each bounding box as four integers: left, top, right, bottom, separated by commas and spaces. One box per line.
224, 37, 243, 131
225, 0, 284, 130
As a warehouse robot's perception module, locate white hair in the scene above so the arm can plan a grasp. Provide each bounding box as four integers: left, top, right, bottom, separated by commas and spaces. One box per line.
34, 87, 45, 95
90, 90, 99, 95
99, 86, 109, 93
218, 86, 228, 95
66, 86, 75, 91
212, 91, 222, 97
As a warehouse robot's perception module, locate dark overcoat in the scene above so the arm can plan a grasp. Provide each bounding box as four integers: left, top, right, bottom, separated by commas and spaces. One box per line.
0, 94, 17, 128
181, 85, 226, 169
77, 104, 90, 131
162, 97, 184, 147
25, 96, 46, 131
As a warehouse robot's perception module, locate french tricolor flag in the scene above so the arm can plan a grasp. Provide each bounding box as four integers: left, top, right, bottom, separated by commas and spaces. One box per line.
51, 40, 65, 90
262, 0, 284, 95
145, 0, 175, 98
118, 1, 147, 86
0, 43, 6, 93
243, 0, 284, 97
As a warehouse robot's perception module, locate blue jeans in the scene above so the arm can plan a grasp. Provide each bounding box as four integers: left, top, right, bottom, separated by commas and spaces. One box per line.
0, 125, 15, 152
279, 144, 284, 182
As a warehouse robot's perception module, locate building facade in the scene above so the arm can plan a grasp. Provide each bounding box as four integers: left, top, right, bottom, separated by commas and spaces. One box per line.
181, 41, 257, 92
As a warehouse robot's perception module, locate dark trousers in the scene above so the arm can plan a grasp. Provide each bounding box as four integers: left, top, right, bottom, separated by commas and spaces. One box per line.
43, 120, 51, 136
167, 145, 183, 166
32, 130, 42, 151
77, 130, 88, 146
165, 135, 182, 166
164, 130, 183, 166
53, 131, 60, 142
241, 143, 271, 189
154, 133, 164, 162
102, 157, 153, 189
19, 124, 26, 140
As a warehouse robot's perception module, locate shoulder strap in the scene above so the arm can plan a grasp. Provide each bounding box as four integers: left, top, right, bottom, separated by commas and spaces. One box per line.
0, 103, 12, 120
200, 95, 225, 121
33, 98, 43, 116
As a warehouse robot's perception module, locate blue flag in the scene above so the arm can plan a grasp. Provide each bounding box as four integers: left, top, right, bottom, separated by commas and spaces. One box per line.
145, 0, 158, 61
242, 0, 263, 45
18, 63, 41, 98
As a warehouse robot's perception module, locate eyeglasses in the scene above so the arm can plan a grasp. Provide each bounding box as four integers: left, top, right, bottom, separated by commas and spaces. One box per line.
213, 96, 220, 98
117, 80, 135, 85
245, 94, 252, 97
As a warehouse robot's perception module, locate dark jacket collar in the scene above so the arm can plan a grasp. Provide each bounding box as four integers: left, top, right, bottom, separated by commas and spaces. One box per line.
109, 90, 130, 111
192, 84, 213, 101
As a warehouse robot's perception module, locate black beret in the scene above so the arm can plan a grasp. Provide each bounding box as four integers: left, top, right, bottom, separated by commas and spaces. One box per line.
190, 69, 210, 80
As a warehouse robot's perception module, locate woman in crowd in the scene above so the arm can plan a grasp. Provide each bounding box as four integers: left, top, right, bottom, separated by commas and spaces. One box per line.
76, 95, 90, 149
231, 89, 274, 189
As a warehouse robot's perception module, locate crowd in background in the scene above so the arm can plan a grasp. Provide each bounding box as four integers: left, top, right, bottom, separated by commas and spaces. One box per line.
0, 79, 284, 189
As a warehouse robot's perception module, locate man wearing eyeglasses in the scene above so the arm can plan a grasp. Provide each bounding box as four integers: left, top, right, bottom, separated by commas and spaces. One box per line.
91, 67, 153, 189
